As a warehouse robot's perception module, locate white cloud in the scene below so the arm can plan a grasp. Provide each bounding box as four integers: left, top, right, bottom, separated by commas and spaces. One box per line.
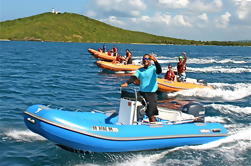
83, 0, 251, 40
216, 12, 231, 28
156, 0, 189, 8
198, 13, 208, 22
93, 0, 146, 13
129, 13, 191, 27
102, 16, 125, 26
173, 15, 192, 27
190, 0, 223, 13
156, 13, 172, 25
129, 0, 147, 10
94, 0, 113, 8
130, 10, 141, 17
85, 10, 96, 17
233, 0, 251, 20
214, 0, 223, 8
141, 15, 151, 22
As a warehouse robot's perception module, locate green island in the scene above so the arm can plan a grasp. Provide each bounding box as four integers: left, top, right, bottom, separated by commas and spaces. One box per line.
0, 12, 250, 46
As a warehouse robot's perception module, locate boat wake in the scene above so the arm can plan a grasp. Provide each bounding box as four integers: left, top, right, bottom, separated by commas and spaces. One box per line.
204, 116, 230, 123
158, 57, 249, 65
167, 82, 251, 101
3, 129, 46, 142
191, 125, 251, 153
187, 66, 251, 73
161, 65, 251, 73
207, 103, 251, 115
111, 125, 251, 166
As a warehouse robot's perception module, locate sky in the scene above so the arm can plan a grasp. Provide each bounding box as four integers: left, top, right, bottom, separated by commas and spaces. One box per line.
0, 0, 251, 41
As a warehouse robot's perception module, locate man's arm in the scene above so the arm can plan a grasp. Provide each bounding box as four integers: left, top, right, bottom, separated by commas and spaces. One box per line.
150, 55, 162, 74
183, 55, 187, 64
154, 61, 162, 74
120, 76, 137, 87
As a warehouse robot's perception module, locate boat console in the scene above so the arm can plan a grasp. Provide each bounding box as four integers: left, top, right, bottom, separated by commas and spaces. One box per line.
118, 88, 205, 125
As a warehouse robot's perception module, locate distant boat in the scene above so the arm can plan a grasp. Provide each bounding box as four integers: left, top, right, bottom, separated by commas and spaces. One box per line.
96, 60, 142, 72
88, 48, 116, 61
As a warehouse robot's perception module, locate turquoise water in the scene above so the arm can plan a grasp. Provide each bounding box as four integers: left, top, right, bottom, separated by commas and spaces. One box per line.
0, 41, 251, 166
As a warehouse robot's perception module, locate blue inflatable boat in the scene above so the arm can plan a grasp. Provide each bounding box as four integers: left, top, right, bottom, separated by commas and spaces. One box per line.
24, 89, 228, 152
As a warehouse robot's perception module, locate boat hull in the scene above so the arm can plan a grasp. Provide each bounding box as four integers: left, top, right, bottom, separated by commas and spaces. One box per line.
96, 61, 142, 72
24, 105, 227, 152
157, 78, 211, 92
88, 48, 115, 61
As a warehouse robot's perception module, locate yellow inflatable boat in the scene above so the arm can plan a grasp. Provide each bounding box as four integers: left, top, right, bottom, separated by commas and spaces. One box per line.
88, 48, 116, 61
157, 78, 211, 92
96, 61, 142, 72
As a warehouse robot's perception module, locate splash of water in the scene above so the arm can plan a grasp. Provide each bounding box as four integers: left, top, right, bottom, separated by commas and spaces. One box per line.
161, 66, 251, 73
168, 82, 251, 101
187, 66, 251, 73
207, 104, 251, 115
3, 129, 46, 142
112, 125, 251, 166
189, 125, 251, 150
158, 58, 248, 65
204, 116, 231, 123
114, 147, 189, 166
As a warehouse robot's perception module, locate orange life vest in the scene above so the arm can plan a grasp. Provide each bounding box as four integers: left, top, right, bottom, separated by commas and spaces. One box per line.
165, 71, 175, 81
177, 62, 186, 74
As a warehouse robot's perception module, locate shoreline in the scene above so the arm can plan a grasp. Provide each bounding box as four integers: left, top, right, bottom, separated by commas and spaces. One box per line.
1, 39, 250, 47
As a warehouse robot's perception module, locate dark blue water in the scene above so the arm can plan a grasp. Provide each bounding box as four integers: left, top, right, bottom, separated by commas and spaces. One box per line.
1, 41, 251, 166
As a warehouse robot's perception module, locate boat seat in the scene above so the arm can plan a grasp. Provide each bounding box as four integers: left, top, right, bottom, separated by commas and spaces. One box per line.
157, 106, 195, 122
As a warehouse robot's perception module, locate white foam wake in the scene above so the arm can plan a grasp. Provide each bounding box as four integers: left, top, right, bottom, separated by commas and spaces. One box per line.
158, 58, 249, 65
188, 58, 248, 64
114, 147, 198, 166
113, 125, 251, 166
168, 82, 251, 101
161, 66, 251, 74
189, 125, 251, 150
4, 129, 46, 142
204, 116, 231, 123
207, 104, 251, 115
187, 66, 251, 73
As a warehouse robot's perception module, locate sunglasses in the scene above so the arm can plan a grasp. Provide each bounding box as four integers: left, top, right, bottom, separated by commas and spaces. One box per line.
143, 58, 151, 61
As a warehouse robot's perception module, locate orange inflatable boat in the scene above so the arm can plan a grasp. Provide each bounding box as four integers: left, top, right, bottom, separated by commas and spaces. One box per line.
96, 61, 142, 72
88, 48, 116, 61
157, 78, 211, 92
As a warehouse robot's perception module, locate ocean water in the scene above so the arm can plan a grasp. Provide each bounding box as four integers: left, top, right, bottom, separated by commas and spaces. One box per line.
0, 41, 251, 166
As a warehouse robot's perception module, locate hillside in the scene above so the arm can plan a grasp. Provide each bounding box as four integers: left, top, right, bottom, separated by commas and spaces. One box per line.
0, 12, 250, 46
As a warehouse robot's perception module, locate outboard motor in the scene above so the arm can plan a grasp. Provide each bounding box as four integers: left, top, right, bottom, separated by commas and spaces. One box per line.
181, 102, 205, 122
137, 102, 147, 122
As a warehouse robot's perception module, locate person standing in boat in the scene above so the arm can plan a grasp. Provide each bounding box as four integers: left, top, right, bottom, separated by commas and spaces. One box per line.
164, 64, 175, 81
102, 44, 106, 53
121, 54, 162, 122
125, 49, 133, 65
112, 47, 118, 56
177, 52, 187, 82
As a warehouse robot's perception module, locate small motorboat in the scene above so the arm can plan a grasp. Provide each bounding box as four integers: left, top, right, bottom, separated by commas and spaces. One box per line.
96, 60, 142, 72
157, 78, 211, 92
24, 89, 227, 152
88, 48, 116, 61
